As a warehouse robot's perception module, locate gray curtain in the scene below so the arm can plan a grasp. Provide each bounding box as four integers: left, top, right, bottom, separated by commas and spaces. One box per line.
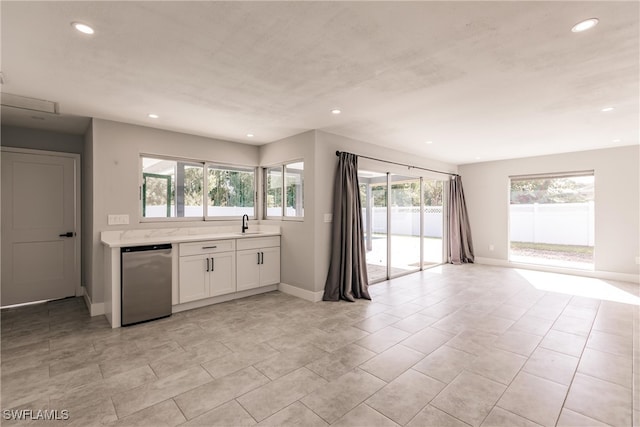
323, 152, 371, 302
448, 175, 475, 264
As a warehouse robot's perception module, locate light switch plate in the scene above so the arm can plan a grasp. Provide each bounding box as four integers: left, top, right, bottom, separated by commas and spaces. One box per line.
324, 213, 333, 223
108, 214, 130, 225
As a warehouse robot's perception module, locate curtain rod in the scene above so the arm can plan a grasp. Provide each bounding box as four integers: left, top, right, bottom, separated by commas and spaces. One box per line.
335, 150, 459, 177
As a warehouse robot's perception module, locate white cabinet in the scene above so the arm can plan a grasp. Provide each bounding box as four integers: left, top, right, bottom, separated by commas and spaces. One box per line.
236, 236, 281, 291
177, 235, 280, 305
179, 240, 236, 303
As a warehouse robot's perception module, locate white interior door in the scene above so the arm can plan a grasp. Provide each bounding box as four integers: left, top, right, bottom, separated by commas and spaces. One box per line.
1, 150, 79, 306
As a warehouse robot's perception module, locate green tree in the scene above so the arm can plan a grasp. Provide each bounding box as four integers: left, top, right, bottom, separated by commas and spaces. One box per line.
209, 169, 254, 207
183, 165, 203, 206
144, 175, 170, 206
423, 180, 443, 206
511, 177, 593, 204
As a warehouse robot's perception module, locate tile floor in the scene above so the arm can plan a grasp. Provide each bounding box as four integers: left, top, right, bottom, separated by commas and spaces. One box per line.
1, 264, 638, 426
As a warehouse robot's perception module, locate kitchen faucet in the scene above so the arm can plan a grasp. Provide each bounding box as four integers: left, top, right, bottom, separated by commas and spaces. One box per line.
242, 214, 249, 233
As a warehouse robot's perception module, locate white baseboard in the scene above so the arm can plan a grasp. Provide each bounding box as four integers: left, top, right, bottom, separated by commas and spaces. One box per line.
82, 288, 105, 317
278, 282, 324, 302
172, 285, 278, 313
475, 257, 640, 284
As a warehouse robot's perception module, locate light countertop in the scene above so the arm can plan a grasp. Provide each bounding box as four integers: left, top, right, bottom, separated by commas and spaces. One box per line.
101, 226, 281, 247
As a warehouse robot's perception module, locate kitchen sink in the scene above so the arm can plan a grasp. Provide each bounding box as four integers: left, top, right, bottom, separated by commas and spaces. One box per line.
236, 231, 263, 235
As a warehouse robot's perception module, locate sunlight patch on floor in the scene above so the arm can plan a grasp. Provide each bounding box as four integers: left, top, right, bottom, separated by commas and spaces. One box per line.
515, 268, 640, 306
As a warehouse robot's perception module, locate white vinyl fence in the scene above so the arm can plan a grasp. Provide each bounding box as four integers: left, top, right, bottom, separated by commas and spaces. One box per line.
145, 206, 254, 217
363, 206, 443, 238
510, 202, 594, 246
148, 203, 593, 247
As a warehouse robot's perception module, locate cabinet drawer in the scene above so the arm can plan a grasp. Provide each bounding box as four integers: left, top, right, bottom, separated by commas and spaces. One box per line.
180, 239, 235, 256
236, 236, 280, 251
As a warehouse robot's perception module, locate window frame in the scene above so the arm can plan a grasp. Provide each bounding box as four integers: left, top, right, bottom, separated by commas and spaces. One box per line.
263, 159, 305, 221
139, 154, 257, 223
507, 170, 595, 270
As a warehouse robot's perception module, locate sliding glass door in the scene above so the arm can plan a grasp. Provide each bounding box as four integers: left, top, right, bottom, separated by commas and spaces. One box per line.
359, 171, 388, 282
423, 179, 444, 266
359, 169, 446, 283
390, 175, 421, 276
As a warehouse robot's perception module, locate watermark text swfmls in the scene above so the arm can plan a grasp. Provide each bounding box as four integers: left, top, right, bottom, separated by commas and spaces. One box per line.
2, 409, 69, 421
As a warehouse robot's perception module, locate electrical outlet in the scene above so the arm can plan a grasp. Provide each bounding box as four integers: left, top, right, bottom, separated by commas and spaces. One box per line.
324, 213, 333, 223
108, 214, 129, 225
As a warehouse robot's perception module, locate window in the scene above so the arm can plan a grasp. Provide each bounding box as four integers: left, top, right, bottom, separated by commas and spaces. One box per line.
141, 156, 255, 220
207, 165, 255, 218
142, 157, 203, 218
509, 171, 594, 269
264, 161, 304, 218
285, 162, 304, 217
265, 166, 283, 217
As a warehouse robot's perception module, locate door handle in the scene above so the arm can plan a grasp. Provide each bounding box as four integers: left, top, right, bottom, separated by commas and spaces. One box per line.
59, 232, 74, 237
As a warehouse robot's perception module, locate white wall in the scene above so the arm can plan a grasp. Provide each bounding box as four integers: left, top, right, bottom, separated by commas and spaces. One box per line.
89, 119, 259, 302
259, 131, 317, 292
459, 145, 640, 277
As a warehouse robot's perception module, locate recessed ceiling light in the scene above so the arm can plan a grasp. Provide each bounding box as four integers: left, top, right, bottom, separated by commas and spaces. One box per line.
331, 109, 341, 115
613, 139, 621, 143
148, 113, 159, 119
571, 18, 599, 33
247, 133, 254, 138
424, 141, 433, 145
601, 107, 615, 112
71, 22, 95, 35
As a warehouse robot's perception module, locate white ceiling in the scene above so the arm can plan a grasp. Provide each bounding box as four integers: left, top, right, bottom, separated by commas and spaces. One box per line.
1, 1, 638, 164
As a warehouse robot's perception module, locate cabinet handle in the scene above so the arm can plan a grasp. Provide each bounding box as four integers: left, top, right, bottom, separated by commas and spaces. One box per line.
202, 246, 217, 249
257, 252, 260, 265
206, 258, 210, 272
261, 252, 264, 265
211, 257, 215, 271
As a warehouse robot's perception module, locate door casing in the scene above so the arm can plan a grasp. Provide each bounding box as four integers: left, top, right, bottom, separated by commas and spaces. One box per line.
1, 147, 82, 306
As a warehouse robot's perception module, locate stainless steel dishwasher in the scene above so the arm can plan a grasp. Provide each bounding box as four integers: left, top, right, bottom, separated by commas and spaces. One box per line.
121, 244, 172, 326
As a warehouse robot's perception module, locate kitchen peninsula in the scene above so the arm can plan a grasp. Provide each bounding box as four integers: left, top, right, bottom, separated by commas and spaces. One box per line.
101, 226, 281, 328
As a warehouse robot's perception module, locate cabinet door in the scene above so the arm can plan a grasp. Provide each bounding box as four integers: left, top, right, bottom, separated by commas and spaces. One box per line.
236, 249, 261, 291
260, 246, 281, 286
179, 254, 209, 303
210, 252, 236, 297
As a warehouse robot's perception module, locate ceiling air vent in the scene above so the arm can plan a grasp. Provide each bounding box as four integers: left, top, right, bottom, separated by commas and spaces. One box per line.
1, 93, 59, 114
